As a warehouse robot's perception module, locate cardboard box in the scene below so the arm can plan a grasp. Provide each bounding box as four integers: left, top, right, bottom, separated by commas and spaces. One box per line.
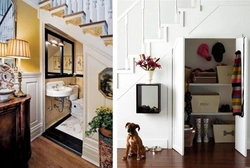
217, 65, 233, 84
213, 124, 235, 143
192, 72, 217, 83
191, 93, 220, 113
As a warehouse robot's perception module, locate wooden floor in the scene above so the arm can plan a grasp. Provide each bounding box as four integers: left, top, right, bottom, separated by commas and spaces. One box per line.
118, 143, 250, 168
28, 136, 98, 168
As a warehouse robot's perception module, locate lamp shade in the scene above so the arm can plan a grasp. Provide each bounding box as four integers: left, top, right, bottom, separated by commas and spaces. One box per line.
6, 39, 31, 59
0, 42, 7, 58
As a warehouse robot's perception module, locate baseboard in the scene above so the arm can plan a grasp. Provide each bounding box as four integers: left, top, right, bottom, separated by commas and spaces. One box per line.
82, 144, 99, 167
117, 139, 168, 148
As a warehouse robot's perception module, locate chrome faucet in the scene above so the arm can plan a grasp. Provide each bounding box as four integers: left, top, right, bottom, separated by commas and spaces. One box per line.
52, 84, 59, 91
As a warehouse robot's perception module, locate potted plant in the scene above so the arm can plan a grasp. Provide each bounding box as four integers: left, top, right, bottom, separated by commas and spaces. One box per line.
85, 106, 113, 168
85, 106, 112, 137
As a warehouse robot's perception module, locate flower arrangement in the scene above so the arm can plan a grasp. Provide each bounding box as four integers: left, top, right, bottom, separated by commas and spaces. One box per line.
85, 106, 113, 137
135, 54, 161, 71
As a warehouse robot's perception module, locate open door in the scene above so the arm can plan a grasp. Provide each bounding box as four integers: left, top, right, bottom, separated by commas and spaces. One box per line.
172, 37, 185, 155
235, 37, 248, 157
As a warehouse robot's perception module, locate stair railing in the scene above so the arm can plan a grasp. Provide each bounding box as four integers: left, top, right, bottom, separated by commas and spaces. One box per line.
40, 0, 112, 34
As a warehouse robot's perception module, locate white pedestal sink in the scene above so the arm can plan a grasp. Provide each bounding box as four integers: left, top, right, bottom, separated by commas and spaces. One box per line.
46, 81, 72, 97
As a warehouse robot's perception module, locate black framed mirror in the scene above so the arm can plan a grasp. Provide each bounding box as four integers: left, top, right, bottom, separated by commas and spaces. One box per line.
136, 83, 161, 113
45, 28, 74, 78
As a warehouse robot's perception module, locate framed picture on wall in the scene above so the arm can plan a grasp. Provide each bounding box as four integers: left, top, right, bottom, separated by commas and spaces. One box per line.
76, 55, 83, 72
64, 56, 72, 70
53, 56, 60, 70
98, 67, 113, 100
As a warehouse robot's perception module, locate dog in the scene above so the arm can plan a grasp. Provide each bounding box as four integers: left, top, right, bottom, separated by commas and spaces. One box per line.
122, 122, 146, 160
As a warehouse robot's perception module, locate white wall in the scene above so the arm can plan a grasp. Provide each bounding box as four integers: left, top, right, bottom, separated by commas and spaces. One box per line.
116, 42, 173, 148
82, 44, 112, 166
116, 0, 250, 149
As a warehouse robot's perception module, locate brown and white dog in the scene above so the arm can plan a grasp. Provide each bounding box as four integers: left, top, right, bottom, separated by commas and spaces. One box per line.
122, 122, 146, 160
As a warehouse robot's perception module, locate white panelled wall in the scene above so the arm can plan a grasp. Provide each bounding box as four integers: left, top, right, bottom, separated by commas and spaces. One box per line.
117, 0, 250, 149
82, 44, 112, 165
13, 72, 43, 141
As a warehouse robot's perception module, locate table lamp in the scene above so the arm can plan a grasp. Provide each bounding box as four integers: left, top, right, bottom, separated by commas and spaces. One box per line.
6, 39, 31, 97
0, 42, 7, 63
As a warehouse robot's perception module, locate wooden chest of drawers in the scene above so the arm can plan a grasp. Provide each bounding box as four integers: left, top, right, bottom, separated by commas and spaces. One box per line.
0, 95, 31, 168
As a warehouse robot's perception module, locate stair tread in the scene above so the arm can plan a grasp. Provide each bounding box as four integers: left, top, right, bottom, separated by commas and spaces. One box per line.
39, 0, 50, 5
100, 35, 113, 38
49, 4, 67, 11
79, 20, 107, 28
63, 11, 86, 18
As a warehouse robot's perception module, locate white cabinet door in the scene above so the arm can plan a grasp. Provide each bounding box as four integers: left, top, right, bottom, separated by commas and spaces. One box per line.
172, 37, 185, 155
235, 37, 248, 157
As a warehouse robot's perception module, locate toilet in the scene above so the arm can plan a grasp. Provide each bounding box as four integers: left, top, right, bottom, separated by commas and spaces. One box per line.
68, 84, 79, 101
68, 84, 83, 120
71, 98, 83, 120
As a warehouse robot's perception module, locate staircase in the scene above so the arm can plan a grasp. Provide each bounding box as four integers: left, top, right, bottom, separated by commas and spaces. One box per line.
39, 0, 113, 48
0, 0, 14, 42
117, 0, 201, 73
116, 0, 202, 100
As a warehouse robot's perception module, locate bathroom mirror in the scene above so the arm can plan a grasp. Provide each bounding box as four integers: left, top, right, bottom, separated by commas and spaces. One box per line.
136, 83, 161, 113
45, 28, 74, 78
63, 41, 73, 74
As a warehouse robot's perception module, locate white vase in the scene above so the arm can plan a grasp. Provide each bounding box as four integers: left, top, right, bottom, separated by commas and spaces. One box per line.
203, 118, 209, 143
196, 118, 202, 143
146, 70, 155, 84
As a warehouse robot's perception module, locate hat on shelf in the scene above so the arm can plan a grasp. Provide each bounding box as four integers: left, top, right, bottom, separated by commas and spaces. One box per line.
212, 42, 225, 63
197, 43, 212, 61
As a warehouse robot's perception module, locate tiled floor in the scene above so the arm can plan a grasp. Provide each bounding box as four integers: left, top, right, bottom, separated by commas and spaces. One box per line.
56, 116, 83, 140
43, 114, 82, 155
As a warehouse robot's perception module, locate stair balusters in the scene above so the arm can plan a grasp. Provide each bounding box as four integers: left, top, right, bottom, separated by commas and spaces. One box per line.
107, 0, 112, 34
39, 0, 112, 43
85, 0, 90, 23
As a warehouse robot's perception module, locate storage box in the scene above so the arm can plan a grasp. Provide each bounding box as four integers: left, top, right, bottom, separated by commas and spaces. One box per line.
191, 93, 220, 113
213, 124, 235, 143
192, 72, 217, 83
217, 65, 233, 84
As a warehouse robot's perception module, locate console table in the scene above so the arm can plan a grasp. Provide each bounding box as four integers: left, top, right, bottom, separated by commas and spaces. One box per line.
0, 95, 31, 168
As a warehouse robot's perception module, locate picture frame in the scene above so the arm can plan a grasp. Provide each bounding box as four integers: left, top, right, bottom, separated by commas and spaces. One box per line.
98, 67, 113, 100
53, 56, 60, 70
63, 55, 72, 70
76, 55, 83, 72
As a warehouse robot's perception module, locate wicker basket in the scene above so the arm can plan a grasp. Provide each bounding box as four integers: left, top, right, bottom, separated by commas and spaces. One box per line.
184, 128, 196, 147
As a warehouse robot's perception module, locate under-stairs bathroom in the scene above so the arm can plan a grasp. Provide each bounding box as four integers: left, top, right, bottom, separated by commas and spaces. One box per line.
42, 25, 84, 156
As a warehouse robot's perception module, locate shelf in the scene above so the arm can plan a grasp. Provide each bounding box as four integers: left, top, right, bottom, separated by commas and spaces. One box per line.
189, 83, 231, 87
191, 112, 233, 116
136, 83, 161, 113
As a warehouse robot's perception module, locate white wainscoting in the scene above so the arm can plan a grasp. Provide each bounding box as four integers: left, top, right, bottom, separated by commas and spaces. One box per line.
13, 72, 43, 141
81, 44, 112, 167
